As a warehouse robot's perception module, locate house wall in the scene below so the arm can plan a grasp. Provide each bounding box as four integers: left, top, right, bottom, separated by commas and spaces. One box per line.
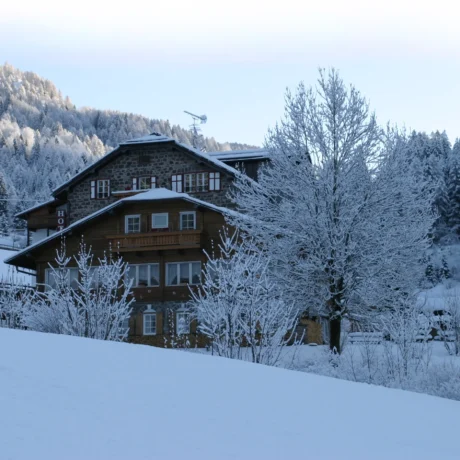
66, 144, 234, 224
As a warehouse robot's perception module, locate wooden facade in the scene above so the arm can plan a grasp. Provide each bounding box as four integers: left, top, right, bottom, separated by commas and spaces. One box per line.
7, 135, 321, 346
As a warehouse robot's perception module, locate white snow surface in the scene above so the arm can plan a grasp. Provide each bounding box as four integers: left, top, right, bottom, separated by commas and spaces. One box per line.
0, 328, 459, 460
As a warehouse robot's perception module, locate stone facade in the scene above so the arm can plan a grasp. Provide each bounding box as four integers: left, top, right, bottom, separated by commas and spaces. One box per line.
65, 143, 235, 224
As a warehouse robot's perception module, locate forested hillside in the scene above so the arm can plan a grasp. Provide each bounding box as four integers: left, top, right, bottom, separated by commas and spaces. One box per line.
0, 63, 255, 230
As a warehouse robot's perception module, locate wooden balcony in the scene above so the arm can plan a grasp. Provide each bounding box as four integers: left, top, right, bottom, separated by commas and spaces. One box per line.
106, 230, 203, 252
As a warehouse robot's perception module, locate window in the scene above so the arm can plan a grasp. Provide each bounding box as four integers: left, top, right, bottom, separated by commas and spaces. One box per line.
119, 317, 130, 337
90, 179, 110, 199
125, 264, 160, 288
133, 177, 156, 190
196, 172, 209, 192
209, 172, 221, 191
184, 173, 196, 193
88, 267, 103, 289
184, 173, 209, 193
45, 267, 79, 291
152, 213, 168, 230
180, 211, 196, 230
144, 311, 156, 335
166, 262, 201, 286
125, 214, 141, 234
176, 311, 191, 335
171, 174, 183, 193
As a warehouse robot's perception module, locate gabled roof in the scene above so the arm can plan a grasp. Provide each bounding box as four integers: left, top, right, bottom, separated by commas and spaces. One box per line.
208, 148, 270, 162
52, 133, 239, 197
5, 189, 240, 270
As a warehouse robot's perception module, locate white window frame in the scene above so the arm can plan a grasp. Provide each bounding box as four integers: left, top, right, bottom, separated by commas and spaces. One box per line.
125, 214, 141, 234
119, 317, 130, 337
151, 213, 169, 230
196, 172, 209, 192
166, 261, 201, 286
125, 264, 160, 288
184, 173, 196, 193
176, 310, 191, 335
143, 311, 157, 336
180, 211, 196, 230
96, 179, 110, 199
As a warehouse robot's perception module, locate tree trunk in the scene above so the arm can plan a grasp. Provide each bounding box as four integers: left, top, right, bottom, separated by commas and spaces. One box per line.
329, 317, 341, 354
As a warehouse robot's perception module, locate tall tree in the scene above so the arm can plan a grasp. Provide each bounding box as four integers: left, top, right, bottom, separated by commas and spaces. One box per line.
229, 69, 435, 353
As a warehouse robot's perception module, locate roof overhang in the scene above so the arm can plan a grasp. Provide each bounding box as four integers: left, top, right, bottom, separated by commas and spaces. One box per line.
6, 189, 238, 270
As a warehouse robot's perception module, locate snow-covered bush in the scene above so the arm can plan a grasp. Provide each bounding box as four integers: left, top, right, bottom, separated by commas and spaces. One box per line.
25, 239, 134, 341
189, 229, 301, 366
439, 290, 460, 356
0, 272, 35, 329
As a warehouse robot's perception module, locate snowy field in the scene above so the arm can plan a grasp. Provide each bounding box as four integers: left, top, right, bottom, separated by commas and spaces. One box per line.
1, 329, 459, 460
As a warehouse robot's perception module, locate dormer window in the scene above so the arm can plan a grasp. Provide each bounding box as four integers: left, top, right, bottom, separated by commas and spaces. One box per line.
132, 177, 156, 191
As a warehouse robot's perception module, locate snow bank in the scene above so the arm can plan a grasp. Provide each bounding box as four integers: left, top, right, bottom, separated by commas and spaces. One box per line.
0, 329, 459, 459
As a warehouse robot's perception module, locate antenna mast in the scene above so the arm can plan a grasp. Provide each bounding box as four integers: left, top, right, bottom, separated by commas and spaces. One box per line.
184, 110, 207, 152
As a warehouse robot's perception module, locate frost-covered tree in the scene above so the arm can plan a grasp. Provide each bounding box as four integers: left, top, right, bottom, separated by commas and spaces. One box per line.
0, 273, 34, 329
26, 239, 134, 341
0, 63, 256, 222
229, 69, 435, 353
189, 230, 300, 365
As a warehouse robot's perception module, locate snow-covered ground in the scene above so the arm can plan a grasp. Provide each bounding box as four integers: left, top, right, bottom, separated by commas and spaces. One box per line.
0, 248, 34, 285
1, 329, 459, 460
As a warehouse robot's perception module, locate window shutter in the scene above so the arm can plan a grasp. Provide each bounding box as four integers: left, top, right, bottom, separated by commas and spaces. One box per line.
107, 180, 111, 196
214, 172, 220, 191
132, 177, 138, 190
151, 177, 156, 189
90, 180, 96, 199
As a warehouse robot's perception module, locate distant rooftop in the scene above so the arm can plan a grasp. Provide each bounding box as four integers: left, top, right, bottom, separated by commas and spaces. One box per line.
208, 148, 270, 162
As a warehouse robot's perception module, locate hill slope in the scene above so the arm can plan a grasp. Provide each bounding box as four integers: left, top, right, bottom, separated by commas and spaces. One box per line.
0, 63, 256, 227
0, 328, 458, 460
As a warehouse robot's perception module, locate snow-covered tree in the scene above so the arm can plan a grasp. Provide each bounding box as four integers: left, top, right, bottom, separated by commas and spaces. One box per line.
26, 239, 134, 341
0, 273, 34, 329
189, 229, 300, 365
229, 69, 435, 353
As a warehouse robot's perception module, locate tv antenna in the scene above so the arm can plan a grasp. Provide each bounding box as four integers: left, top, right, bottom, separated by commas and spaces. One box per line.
184, 110, 207, 151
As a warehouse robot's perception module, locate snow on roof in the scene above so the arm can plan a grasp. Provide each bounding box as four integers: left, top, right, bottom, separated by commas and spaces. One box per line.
5, 189, 240, 266
209, 149, 270, 162
15, 198, 58, 218
121, 133, 171, 144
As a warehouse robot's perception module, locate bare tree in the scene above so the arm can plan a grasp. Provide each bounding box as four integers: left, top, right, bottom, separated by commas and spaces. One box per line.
229, 68, 435, 353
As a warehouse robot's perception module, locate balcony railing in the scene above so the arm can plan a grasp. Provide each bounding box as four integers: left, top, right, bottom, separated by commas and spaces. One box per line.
106, 230, 203, 252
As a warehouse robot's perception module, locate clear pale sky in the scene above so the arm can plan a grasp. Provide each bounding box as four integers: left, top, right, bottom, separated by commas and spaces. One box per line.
1, 0, 460, 147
